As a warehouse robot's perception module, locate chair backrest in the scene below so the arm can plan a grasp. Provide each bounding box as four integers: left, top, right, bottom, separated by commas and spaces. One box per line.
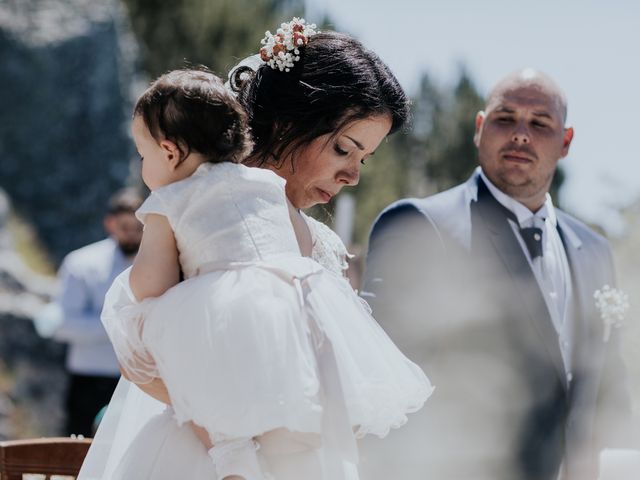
0, 438, 92, 480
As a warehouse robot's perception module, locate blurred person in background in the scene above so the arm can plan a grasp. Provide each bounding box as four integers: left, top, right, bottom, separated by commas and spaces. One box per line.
53, 187, 143, 437
362, 68, 632, 480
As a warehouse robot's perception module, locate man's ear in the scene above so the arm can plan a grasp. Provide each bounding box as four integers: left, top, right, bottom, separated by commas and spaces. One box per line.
103, 215, 116, 236
473, 111, 486, 147
561, 127, 574, 158
159, 140, 182, 171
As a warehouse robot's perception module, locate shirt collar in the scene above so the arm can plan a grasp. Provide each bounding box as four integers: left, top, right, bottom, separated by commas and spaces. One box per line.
470, 167, 557, 228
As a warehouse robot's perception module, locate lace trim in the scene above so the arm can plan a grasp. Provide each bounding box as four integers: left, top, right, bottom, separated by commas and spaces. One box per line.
304, 215, 351, 277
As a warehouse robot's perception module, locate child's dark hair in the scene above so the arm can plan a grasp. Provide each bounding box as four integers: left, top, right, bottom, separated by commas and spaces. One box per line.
230, 31, 410, 167
135, 69, 252, 164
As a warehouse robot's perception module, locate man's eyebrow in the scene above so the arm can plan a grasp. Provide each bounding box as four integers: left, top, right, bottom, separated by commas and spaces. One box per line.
493, 106, 515, 114
532, 111, 553, 119
493, 106, 555, 120
344, 135, 364, 150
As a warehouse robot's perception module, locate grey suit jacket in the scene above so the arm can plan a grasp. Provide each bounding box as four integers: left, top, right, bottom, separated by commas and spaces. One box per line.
361, 173, 632, 480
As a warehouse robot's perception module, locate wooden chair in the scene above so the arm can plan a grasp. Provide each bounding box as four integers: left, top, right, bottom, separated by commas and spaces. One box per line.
0, 437, 91, 480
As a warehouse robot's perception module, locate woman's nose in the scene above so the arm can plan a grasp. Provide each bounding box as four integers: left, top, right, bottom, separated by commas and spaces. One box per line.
338, 167, 360, 186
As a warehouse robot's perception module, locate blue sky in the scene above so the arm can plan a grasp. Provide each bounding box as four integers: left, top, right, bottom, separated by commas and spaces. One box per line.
306, 0, 640, 234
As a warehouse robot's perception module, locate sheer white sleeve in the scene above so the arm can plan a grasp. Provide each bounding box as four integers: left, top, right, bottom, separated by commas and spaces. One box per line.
100, 267, 159, 384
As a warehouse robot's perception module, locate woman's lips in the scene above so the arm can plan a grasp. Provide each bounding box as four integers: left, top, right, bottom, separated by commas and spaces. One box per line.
316, 188, 333, 203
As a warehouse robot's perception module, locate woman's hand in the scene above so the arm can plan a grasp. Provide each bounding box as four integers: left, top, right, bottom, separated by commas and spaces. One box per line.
190, 422, 214, 449
118, 344, 170, 406
136, 377, 172, 405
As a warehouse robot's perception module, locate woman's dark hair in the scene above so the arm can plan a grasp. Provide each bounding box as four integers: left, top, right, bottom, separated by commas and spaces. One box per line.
135, 69, 252, 164
230, 31, 410, 167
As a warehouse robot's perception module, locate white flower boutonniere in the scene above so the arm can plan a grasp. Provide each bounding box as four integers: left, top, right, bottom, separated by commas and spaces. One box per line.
594, 285, 630, 342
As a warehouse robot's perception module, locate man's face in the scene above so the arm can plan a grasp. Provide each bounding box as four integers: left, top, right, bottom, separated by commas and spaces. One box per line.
474, 83, 573, 210
105, 212, 143, 256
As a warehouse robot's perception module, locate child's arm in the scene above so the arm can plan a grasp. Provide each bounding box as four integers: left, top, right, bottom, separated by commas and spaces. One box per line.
130, 213, 180, 301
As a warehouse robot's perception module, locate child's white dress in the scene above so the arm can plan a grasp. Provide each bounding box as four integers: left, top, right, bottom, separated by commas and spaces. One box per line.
82, 162, 432, 479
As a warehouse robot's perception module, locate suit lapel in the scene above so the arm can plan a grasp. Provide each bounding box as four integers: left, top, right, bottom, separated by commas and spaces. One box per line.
472, 185, 568, 391
556, 216, 603, 385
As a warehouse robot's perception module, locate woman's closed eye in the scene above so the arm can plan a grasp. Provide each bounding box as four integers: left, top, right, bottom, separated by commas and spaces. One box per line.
334, 144, 349, 156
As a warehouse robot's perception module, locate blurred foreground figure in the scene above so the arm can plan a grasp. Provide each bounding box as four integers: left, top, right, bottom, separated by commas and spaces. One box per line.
362, 69, 633, 480
53, 188, 143, 436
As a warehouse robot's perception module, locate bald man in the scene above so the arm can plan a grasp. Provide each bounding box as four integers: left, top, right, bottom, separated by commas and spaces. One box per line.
361, 69, 632, 480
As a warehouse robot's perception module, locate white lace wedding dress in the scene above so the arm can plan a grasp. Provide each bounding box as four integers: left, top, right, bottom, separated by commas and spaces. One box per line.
78, 162, 432, 480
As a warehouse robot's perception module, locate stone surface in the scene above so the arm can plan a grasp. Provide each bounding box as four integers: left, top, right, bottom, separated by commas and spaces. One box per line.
0, 188, 65, 439
0, 0, 141, 440
0, 0, 139, 263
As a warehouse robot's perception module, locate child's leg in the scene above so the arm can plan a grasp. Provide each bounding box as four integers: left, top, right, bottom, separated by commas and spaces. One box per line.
189, 423, 263, 479
208, 437, 263, 480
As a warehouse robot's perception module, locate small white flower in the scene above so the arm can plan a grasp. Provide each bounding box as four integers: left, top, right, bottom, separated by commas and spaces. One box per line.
594, 285, 630, 342
258, 17, 319, 72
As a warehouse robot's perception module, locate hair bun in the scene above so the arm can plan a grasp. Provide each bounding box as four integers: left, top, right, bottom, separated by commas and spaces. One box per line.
229, 65, 256, 94
228, 54, 264, 94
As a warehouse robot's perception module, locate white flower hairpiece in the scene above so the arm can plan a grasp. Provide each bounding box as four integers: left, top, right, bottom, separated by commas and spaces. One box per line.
259, 17, 318, 72
594, 285, 630, 342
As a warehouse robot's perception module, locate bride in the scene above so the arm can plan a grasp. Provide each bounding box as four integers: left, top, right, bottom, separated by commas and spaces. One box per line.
79, 19, 431, 480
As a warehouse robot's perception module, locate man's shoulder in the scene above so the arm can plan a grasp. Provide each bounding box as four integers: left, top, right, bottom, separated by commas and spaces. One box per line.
555, 208, 611, 251
374, 183, 469, 231
62, 238, 115, 270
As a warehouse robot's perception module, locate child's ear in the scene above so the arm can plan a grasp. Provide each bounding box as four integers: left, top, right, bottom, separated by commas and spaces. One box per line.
159, 140, 182, 171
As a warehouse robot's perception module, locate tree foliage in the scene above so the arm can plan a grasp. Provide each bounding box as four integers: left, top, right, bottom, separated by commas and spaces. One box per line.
347, 69, 484, 245
120, 3, 565, 247
348, 68, 565, 245
122, 0, 304, 77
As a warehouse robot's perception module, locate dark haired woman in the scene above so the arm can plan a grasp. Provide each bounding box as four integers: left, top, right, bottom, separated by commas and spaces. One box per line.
80, 19, 430, 480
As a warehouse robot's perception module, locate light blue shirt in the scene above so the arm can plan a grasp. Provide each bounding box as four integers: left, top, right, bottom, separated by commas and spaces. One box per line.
54, 237, 132, 376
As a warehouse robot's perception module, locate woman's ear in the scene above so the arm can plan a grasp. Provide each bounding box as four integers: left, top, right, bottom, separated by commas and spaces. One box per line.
159, 140, 182, 171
